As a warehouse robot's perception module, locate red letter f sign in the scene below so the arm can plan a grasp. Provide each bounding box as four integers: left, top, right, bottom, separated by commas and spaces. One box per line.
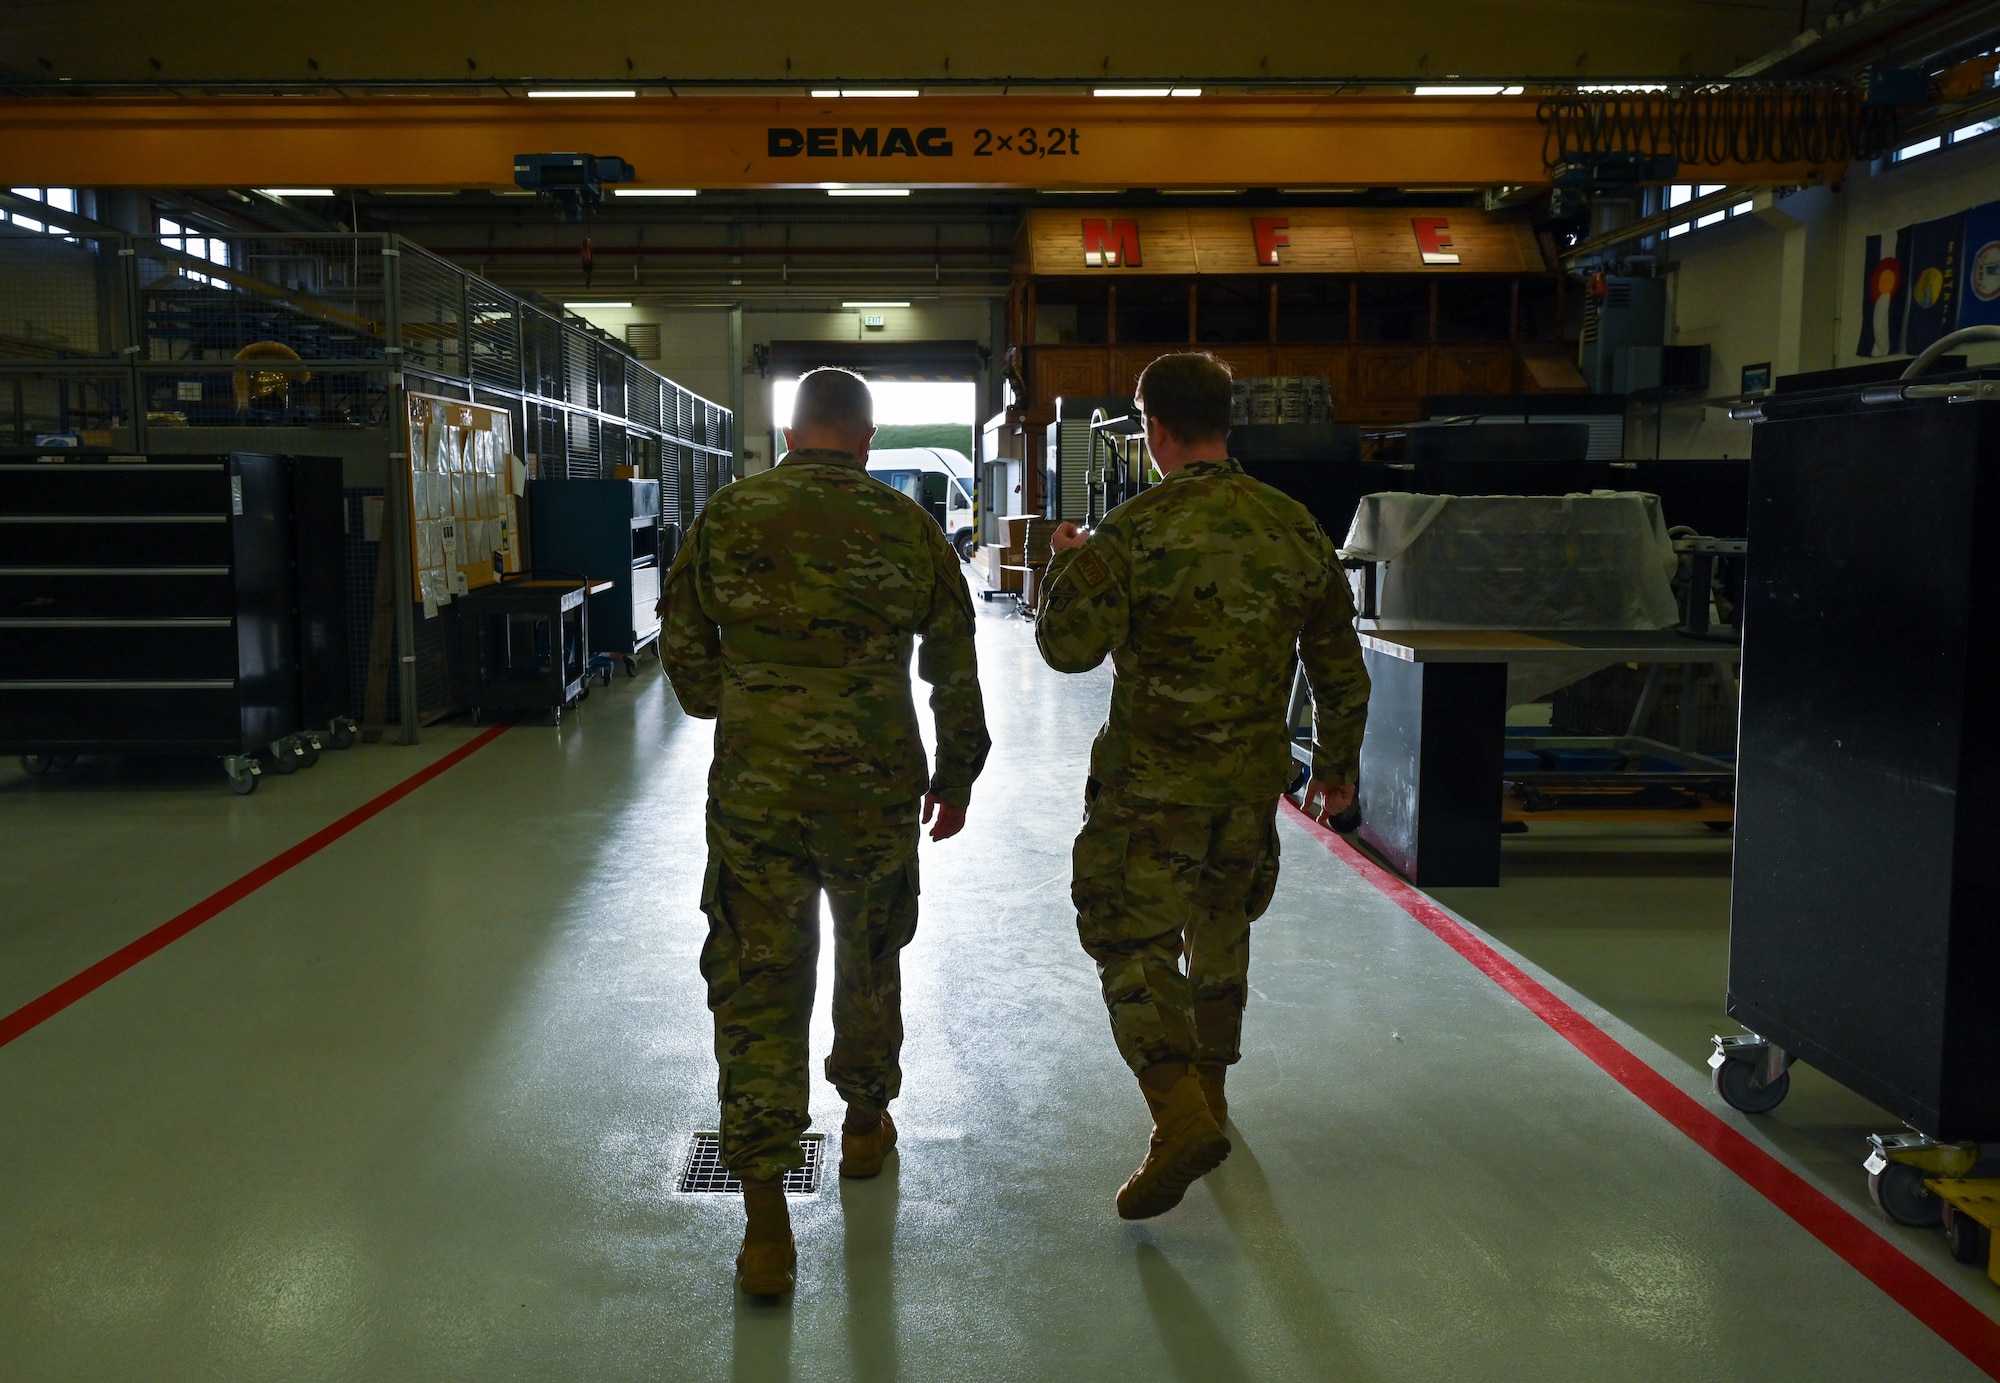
1252, 217, 1290, 266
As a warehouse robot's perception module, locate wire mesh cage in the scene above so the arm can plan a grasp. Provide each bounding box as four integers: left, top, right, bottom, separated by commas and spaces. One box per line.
0, 228, 119, 362
563, 330, 597, 411
0, 373, 131, 443
140, 366, 389, 430
467, 283, 520, 392
395, 250, 466, 380
2, 223, 731, 737
135, 234, 389, 366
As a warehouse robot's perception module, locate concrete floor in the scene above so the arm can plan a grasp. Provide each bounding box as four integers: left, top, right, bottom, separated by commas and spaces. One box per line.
3, 606, 1996, 1381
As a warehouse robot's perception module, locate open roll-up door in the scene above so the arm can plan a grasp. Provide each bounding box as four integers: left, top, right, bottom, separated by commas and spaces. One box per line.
767, 340, 985, 382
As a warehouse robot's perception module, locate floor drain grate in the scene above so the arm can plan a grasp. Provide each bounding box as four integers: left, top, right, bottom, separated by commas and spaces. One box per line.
675, 1132, 825, 1195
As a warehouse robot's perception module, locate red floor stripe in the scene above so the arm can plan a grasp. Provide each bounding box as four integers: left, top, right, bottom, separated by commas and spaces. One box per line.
0, 724, 512, 1051
1280, 800, 2000, 1378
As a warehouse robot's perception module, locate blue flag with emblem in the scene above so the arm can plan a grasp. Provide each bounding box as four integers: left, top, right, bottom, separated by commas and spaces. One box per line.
1904, 213, 1966, 356
1958, 200, 2000, 329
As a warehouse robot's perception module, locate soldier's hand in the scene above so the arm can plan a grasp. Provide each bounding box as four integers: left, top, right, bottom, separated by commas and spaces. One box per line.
1302, 777, 1355, 824
922, 793, 967, 842
1050, 521, 1089, 552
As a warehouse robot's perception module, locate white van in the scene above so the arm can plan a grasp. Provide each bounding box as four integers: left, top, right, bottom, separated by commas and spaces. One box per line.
866, 448, 977, 560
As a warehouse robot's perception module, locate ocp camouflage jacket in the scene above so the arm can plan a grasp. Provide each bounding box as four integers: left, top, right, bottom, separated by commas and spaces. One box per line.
1036, 457, 1368, 806
663, 448, 991, 812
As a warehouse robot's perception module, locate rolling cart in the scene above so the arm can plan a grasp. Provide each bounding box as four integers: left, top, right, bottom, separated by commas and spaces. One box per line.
458, 572, 594, 725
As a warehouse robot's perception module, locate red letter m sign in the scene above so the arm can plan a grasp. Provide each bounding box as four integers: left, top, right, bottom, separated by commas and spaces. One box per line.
1082, 218, 1143, 268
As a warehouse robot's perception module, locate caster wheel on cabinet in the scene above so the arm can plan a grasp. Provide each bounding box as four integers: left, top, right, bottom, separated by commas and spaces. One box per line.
1869, 1162, 1943, 1227
295, 738, 321, 769
328, 718, 358, 750
623, 655, 638, 678
21, 754, 51, 776
224, 760, 259, 795
1712, 1056, 1791, 1114
1945, 1208, 1991, 1265
265, 742, 300, 775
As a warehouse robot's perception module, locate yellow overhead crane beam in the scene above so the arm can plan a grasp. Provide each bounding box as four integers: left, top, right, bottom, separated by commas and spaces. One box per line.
0, 95, 1840, 191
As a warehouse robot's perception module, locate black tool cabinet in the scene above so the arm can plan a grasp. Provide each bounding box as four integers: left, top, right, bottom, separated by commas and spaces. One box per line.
1723, 372, 2000, 1142
526, 478, 662, 677
0, 450, 355, 794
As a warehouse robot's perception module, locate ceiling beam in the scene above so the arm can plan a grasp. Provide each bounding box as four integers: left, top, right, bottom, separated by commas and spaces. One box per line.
0, 94, 1840, 191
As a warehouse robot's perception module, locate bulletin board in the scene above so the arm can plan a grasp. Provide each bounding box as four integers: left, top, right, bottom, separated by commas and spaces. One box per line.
404, 392, 523, 613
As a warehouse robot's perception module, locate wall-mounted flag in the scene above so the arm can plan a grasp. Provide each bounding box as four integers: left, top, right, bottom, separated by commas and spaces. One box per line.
1904, 213, 1965, 356
1857, 226, 1912, 357
1958, 200, 2000, 330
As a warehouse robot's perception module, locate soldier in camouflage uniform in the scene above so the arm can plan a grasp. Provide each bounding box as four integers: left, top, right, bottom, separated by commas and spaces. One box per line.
1035, 351, 1369, 1220
663, 367, 990, 1295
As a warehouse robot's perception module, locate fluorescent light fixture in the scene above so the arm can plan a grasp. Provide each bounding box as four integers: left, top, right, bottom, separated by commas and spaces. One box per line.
614, 188, 699, 197
1094, 88, 1172, 97
1412, 85, 1523, 96
1041, 189, 1121, 194
813, 88, 921, 97
1282, 187, 1363, 194
826, 187, 911, 196
257, 188, 335, 197
842, 301, 910, 308
565, 301, 632, 309
528, 89, 637, 98
1161, 188, 1243, 194
1579, 84, 1667, 93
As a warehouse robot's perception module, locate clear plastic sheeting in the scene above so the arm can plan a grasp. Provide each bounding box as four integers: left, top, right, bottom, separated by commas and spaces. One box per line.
1342, 491, 1680, 703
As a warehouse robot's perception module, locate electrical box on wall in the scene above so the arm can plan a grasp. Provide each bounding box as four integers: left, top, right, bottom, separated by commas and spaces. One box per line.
1581, 276, 1668, 395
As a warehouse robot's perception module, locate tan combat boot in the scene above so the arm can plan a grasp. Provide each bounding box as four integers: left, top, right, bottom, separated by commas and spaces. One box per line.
735, 1176, 796, 1297
1117, 1072, 1232, 1220
840, 1109, 898, 1179
1196, 1062, 1228, 1125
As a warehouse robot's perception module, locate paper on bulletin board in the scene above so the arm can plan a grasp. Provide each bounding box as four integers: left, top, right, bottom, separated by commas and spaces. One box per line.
405, 391, 522, 601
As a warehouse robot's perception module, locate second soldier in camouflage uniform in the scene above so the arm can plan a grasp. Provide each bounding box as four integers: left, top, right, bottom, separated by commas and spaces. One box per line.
1036, 351, 1368, 1220
664, 367, 990, 1294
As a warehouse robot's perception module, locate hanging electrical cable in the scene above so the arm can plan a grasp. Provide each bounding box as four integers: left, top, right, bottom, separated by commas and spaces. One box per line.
1538, 83, 1902, 171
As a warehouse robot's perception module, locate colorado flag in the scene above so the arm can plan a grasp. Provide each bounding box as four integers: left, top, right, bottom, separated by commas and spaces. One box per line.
1857, 225, 1913, 357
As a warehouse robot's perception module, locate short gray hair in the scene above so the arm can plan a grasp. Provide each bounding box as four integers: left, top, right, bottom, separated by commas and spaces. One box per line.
791, 367, 874, 434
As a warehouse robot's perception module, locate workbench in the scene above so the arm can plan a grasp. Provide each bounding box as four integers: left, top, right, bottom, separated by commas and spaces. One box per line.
1337, 628, 1742, 887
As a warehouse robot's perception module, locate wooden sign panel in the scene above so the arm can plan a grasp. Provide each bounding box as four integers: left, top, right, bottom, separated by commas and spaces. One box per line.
1023, 207, 1546, 276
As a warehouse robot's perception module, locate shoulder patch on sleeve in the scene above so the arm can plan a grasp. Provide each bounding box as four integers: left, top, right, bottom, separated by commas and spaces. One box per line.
1073, 548, 1113, 591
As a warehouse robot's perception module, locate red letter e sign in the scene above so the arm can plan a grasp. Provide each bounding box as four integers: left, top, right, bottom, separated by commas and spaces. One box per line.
1412, 217, 1459, 265
1252, 217, 1290, 266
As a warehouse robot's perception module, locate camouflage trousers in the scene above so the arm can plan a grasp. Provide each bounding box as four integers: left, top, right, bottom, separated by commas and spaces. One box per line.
700, 800, 921, 1181
1070, 782, 1282, 1074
